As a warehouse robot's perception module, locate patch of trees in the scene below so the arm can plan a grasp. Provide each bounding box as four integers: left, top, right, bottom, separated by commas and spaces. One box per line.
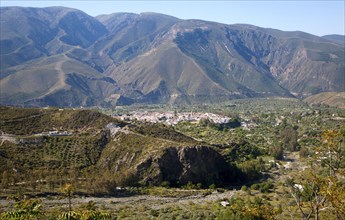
221, 142, 262, 163
199, 118, 241, 131
218, 142, 265, 182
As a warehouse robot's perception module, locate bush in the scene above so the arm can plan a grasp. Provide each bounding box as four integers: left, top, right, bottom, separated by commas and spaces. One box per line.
259, 181, 274, 193
251, 183, 260, 190
250, 181, 274, 193
238, 159, 265, 181
271, 145, 284, 160
299, 146, 309, 158
196, 183, 202, 189
217, 197, 279, 219
209, 184, 216, 190
161, 181, 170, 188
183, 181, 202, 190
241, 185, 248, 191
150, 209, 159, 217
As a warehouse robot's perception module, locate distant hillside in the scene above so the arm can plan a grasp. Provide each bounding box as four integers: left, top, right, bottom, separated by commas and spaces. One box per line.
322, 34, 345, 44
1, 7, 344, 106
304, 92, 345, 108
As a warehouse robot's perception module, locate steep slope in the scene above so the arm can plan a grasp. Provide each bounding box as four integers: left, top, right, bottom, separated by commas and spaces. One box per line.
0, 6, 107, 70
91, 12, 180, 72
0, 54, 121, 106
173, 21, 291, 97
103, 19, 292, 104
105, 19, 344, 101
0, 7, 119, 106
1, 7, 344, 106
224, 25, 345, 97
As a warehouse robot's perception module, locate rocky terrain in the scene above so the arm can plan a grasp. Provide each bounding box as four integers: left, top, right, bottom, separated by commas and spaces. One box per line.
1, 7, 344, 106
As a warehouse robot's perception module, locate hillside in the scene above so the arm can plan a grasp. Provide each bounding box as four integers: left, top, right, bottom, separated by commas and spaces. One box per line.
322, 34, 345, 44
304, 92, 345, 108
1, 100, 344, 219
1, 7, 344, 106
0, 106, 243, 194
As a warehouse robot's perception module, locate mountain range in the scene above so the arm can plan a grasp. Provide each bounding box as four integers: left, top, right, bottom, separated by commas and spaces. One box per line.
1, 6, 344, 107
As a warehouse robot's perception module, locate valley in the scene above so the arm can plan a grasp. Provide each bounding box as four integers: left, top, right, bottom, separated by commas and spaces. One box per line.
0, 5, 344, 220
0, 98, 344, 219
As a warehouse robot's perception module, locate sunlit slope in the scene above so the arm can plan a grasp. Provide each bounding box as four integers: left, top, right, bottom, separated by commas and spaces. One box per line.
1, 7, 344, 106
304, 92, 345, 108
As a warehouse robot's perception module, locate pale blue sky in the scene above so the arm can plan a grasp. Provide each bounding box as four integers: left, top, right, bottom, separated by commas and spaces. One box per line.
1, 1, 344, 36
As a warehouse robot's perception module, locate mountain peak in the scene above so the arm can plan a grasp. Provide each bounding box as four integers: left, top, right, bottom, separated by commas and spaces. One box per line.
139, 12, 179, 19
1, 7, 344, 107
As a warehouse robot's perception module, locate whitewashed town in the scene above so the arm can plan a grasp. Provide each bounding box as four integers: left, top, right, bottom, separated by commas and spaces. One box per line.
113, 111, 231, 125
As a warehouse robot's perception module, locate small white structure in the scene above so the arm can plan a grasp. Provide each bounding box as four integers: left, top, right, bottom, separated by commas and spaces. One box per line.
294, 184, 304, 191
220, 201, 230, 207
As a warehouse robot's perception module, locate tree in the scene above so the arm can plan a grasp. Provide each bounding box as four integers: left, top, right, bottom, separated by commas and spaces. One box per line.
318, 130, 344, 177
286, 129, 345, 220
315, 129, 345, 219
286, 173, 327, 220
271, 144, 284, 160
280, 126, 298, 151
1, 170, 10, 188
60, 183, 75, 212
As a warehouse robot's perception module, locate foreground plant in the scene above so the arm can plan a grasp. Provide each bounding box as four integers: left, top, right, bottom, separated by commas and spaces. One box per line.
0, 199, 43, 220
286, 129, 345, 220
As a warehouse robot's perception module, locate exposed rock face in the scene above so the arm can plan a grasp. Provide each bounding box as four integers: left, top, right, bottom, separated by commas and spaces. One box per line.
1, 7, 344, 106
137, 146, 236, 186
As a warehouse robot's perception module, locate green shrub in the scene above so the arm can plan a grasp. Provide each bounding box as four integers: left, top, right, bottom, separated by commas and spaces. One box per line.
183, 181, 199, 190
238, 159, 265, 181
251, 183, 259, 190
209, 184, 216, 190
196, 183, 203, 189
241, 185, 248, 191
150, 209, 159, 217
259, 181, 274, 193
271, 145, 284, 160
299, 146, 309, 158
161, 181, 170, 188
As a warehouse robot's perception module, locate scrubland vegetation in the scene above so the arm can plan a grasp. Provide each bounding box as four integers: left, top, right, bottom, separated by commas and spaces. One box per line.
0, 98, 344, 219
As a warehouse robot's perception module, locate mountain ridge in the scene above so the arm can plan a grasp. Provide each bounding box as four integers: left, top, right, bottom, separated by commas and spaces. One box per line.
1, 6, 344, 107
322, 34, 345, 45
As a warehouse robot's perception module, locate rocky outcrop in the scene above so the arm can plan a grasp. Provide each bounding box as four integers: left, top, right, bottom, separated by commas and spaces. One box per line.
136, 146, 237, 186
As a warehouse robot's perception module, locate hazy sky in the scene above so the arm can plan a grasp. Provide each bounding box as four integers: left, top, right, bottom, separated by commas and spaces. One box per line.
1, 1, 344, 36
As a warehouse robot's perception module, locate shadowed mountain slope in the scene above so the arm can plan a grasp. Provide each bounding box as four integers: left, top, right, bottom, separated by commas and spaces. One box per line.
1, 7, 344, 106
